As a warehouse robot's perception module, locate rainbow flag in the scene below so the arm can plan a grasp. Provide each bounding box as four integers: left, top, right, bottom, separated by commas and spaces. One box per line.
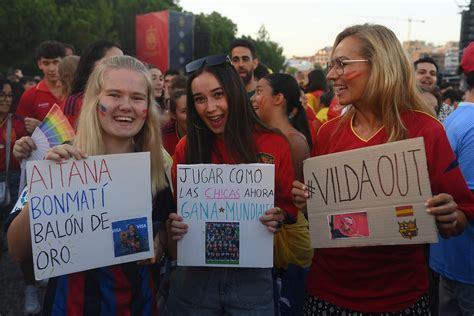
395, 205, 414, 217
37, 104, 75, 146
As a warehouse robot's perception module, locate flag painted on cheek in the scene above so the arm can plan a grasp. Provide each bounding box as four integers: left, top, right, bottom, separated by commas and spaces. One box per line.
99, 103, 108, 117
141, 109, 148, 119
344, 70, 363, 80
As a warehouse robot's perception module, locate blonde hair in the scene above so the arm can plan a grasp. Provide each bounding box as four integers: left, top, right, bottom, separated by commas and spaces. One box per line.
58, 55, 80, 97
333, 24, 434, 142
74, 55, 168, 194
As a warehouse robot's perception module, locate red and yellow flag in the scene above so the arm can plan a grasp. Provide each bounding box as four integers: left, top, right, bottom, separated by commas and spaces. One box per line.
396, 205, 414, 217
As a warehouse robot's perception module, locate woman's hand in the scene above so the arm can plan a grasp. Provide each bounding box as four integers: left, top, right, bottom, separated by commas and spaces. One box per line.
45, 144, 87, 162
426, 193, 466, 237
169, 213, 188, 241
12, 136, 36, 161
24, 117, 41, 134
260, 207, 286, 234
291, 180, 309, 211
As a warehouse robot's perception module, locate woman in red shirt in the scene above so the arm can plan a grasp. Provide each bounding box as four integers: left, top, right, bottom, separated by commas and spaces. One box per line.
292, 24, 474, 315
0, 79, 27, 213
168, 55, 295, 314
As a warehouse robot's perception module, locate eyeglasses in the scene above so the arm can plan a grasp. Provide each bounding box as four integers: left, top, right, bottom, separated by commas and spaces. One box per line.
326, 58, 369, 76
0, 92, 13, 100
185, 54, 231, 74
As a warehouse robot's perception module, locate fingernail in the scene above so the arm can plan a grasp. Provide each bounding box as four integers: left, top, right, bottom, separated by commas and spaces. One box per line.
426, 208, 431, 213
424, 203, 429, 207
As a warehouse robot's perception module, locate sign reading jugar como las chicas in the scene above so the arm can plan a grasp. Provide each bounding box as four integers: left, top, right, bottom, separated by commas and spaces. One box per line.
26, 153, 154, 280
177, 164, 275, 268
303, 137, 438, 248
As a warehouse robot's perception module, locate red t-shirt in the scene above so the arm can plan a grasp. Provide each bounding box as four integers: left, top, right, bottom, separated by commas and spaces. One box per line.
172, 130, 297, 219
16, 80, 62, 121
161, 121, 180, 156
306, 110, 474, 312
61, 92, 84, 130
0, 115, 28, 170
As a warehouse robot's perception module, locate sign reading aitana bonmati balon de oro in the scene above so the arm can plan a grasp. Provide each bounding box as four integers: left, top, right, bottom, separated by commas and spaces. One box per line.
26, 153, 154, 280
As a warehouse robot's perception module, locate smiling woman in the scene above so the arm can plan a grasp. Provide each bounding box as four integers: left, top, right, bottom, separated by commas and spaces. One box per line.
7, 56, 175, 315
292, 24, 474, 315
168, 55, 298, 314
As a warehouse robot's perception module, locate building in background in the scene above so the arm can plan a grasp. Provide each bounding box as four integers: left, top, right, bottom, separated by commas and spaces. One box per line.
460, 1, 474, 58
444, 42, 460, 76
313, 47, 332, 68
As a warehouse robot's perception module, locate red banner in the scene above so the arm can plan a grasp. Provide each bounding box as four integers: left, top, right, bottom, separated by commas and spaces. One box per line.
136, 11, 169, 71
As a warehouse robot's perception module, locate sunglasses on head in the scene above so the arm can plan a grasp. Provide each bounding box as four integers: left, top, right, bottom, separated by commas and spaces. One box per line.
185, 54, 231, 74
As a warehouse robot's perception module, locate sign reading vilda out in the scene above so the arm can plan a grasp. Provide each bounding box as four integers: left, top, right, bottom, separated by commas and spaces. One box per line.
303, 137, 438, 248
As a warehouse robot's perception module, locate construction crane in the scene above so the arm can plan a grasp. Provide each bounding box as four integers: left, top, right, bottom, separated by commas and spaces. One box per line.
356, 15, 425, 42
406, 18, 426, 42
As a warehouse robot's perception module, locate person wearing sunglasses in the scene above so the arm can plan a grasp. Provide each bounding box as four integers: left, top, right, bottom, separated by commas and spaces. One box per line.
292, 24, 474, 315
168, 54, 297, 315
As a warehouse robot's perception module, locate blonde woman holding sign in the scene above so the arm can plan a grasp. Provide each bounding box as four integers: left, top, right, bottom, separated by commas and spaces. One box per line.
292, 24, 474, 315
7, 55, 174, 315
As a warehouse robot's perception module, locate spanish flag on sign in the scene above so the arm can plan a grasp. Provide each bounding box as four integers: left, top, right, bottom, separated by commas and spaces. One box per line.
396, 205, 414, 217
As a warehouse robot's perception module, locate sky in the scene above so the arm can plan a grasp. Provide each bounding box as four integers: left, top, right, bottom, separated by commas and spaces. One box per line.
179, 0, 470, 58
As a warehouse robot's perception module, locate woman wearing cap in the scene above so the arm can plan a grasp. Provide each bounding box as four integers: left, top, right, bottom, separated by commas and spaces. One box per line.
292, 24, 474, 315
168, 55, 297, 315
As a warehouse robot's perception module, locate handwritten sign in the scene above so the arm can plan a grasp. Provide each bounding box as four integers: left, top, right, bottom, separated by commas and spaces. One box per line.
26, 153, 154, 280
177, 164, 274, 267
303, 137, 438, 248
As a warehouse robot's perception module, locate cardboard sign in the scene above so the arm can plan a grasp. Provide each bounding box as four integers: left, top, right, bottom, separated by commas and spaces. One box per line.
26, 153, 154, 280
177, 164, 274, 267
303, 137, 438, 248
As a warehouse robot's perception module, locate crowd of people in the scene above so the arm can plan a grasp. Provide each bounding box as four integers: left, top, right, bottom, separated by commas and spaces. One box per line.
0, 23, 473, 316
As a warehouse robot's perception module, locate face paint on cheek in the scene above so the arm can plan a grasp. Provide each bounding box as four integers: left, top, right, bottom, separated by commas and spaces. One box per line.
98, 103, 108, 117
141, 108, 148, 119
344, 70, 363, 80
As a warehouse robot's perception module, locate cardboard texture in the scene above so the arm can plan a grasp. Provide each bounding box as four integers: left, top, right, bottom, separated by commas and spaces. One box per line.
177, 164, 274, 267
26, 153, 154, 280
303, 137, 438, 248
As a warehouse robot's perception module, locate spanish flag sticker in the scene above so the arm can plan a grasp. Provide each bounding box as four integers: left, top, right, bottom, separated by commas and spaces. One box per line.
395, 205, 414, 217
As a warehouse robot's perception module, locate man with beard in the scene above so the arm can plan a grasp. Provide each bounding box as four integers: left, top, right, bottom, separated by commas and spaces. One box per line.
15, 41, 65, 133
229, 39, 259, 97
414, 57, 438, 92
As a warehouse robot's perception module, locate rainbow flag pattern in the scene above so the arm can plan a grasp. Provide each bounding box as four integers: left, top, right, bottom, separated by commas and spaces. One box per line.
395, 205, 414, 217
37, 104, 75, 146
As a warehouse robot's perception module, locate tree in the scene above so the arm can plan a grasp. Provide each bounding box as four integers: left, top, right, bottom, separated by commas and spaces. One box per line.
0, 0, 181, 74
286, 66, 298, 76
194, 11, 237, 57
0, 0, 61, 73
55, 0, 118, 53
244, 25, 286, 73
